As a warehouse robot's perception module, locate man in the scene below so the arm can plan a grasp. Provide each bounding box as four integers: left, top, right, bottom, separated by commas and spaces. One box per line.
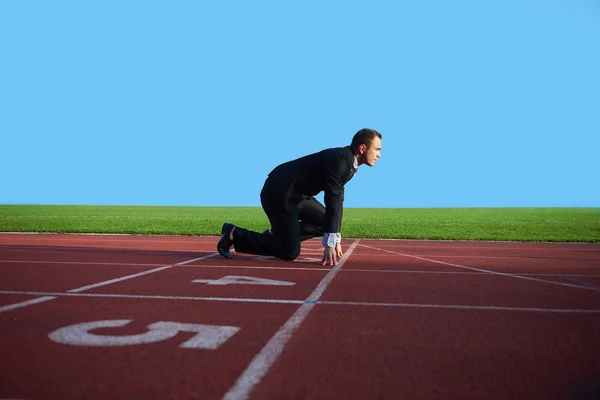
217, 128, 382, 266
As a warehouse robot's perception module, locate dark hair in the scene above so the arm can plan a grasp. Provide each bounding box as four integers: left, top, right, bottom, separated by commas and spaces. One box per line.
351, 128, 382, 151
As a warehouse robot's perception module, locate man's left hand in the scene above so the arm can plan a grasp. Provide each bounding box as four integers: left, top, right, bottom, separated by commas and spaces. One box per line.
335, 243, 343, 258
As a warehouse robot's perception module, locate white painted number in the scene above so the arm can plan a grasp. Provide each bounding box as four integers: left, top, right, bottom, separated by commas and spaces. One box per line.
48, 320, 240, 349
192, 275, 295, 286
252, 256, 321, 263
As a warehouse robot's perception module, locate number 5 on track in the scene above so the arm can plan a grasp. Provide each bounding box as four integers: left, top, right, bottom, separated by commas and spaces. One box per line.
48, 320, 240, 349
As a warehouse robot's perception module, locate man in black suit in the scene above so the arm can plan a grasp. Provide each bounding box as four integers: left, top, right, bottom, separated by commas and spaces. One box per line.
217, 128, 382, 266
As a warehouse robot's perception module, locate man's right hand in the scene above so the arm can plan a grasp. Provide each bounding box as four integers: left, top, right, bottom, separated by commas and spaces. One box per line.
322, 246, 338, 266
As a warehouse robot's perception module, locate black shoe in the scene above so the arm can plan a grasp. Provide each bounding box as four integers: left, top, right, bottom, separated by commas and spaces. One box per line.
217, 223, 236, 259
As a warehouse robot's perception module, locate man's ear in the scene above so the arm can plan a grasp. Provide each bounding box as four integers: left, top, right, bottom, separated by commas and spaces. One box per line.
360, 144, 367, 154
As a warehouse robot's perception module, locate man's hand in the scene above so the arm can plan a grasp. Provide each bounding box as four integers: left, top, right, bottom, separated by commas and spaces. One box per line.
322, 246, 338, 266
335, 242, 343, 258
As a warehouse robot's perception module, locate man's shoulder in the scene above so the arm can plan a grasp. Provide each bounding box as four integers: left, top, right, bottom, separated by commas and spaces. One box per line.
318, 145, 353, 159
268, 145, 352, 176
322, 145, 354, 165
284, 145, 352, 164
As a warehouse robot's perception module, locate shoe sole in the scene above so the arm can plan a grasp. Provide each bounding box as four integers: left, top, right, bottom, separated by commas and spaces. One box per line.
217, 223, 233, 259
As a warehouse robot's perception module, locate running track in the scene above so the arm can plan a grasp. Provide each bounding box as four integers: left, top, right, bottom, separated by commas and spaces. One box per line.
1, 233, 599, 400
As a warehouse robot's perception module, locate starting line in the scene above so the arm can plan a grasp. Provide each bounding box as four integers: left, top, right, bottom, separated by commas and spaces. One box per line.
1, 290, 599, 314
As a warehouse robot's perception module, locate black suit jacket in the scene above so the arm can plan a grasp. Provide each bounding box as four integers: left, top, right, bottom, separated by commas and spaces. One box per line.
266, 145, 356, 233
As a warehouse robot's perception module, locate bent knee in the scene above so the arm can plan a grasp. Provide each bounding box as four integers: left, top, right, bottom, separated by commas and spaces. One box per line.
280, 247, 300, 261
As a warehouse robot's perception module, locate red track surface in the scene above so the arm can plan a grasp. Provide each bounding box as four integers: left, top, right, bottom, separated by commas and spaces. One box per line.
1, 233, 599, 400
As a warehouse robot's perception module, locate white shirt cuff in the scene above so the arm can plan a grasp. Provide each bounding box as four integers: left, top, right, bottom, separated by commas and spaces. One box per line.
322, 232, 341, 247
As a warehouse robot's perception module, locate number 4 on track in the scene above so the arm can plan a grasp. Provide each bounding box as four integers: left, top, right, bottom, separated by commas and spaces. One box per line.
192, 275, 295, 286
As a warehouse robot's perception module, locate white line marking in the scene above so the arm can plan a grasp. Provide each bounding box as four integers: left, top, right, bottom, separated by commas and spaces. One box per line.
0, 296, 56, 313
0, 244, 218, 253
343, 253, 600, 261
421, 255, 600, 261
359, 244, 600, 292
0, 235, 218, 244
0, 260, 333, 270
342, 269, 600, 278
318, 300, 600, 313
345, 241, 600, 249
0, 255, 217, 312
68, 266, 172, 293
68, 253, 217, 293
0, 260, 164, 267
562, 276, 600, 290
1, 289, 598, 313
222, 240, 360, 400
0, 290, 305, 304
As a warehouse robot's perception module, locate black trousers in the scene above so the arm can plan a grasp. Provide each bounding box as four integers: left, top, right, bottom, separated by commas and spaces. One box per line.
231, 176, 325, 260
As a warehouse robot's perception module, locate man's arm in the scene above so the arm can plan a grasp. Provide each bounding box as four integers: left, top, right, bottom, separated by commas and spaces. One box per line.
320, 151, 350, 266
322, 153, 348, 245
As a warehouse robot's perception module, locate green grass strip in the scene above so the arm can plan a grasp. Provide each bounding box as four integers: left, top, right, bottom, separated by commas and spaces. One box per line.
0, 205, 598, 242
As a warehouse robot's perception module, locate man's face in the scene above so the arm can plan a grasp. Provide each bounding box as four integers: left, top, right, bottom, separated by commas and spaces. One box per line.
361, 136, 382, 167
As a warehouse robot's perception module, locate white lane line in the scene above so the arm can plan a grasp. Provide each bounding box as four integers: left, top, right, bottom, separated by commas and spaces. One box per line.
424, 255, 600, 261
222, 240, 360, 400
359, 244, 600, 292
349, 243, 600, 251
345, 253, 600, 261
0, 244, 217, 253
0, 290, 304, 305
68, 253, 217, 293
318, 300, 600, 313
562, 276, 600, 290
0, 260, 164, 267
0, 296, 56, 314
0, 259, 330, 270
0, 236, 215, 244
1, 289, 599, 313
67, 266, 173, 293
342, 269, 600, 277
0, 255, 218, 312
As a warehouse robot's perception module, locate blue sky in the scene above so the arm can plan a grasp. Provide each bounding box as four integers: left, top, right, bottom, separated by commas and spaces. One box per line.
1, 0, 598, 208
